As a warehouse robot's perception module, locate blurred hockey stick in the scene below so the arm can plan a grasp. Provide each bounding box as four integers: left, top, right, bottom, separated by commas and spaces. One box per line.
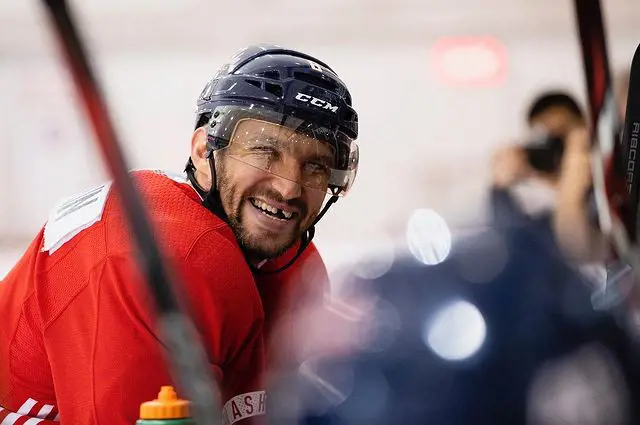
573, 0, 640, 280
620, 45, 640, 241
40, 1, 220, 424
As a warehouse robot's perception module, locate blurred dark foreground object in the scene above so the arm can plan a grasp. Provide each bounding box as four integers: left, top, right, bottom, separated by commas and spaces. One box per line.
266, 221, 640, 425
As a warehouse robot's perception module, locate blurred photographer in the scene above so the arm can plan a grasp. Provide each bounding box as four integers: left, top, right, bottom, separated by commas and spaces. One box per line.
491, 90, 612, 262
490, 91, 586, 231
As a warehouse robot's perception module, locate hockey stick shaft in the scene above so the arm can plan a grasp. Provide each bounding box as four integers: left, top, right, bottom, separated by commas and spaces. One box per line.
40, 1, 220, 424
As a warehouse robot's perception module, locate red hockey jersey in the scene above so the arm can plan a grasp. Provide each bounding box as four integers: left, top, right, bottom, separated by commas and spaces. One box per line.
0, 170, 328, 424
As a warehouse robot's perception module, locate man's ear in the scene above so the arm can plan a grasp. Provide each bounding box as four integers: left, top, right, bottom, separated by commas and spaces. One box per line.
191, 127, 208, 163
190, 128, 212, 190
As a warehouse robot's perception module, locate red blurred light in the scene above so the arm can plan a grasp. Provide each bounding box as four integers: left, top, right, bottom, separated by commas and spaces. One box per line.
430, 36, 508, 88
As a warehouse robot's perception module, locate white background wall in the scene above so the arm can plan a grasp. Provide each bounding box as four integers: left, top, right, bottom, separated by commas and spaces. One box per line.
0, 0, 638, 276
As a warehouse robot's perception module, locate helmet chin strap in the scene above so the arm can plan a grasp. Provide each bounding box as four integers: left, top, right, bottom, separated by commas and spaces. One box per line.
258, 189, 340, 275
185, 154, 341, 274
185, 152, 228, 221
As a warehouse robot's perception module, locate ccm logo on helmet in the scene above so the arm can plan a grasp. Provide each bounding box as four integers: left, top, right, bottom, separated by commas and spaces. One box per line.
294, 92, 338, 113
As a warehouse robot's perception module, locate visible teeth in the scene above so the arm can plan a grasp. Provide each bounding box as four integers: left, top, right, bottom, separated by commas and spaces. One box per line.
251, 199, 293, 220
257, 200, 276, 214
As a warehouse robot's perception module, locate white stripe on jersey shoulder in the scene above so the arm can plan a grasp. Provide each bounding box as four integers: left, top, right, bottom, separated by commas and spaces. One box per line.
42, 182, 112, 255
42, 169, 201, 255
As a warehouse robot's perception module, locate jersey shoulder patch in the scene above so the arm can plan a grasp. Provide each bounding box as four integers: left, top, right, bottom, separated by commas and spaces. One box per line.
42, 182, 112, 254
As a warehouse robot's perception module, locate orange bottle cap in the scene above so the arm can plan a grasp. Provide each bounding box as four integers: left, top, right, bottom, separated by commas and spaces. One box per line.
139, 386, 191, 419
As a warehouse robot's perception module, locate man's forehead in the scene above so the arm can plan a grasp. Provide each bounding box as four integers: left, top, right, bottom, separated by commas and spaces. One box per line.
236, 118, 302, 138
235, 118, 334, 153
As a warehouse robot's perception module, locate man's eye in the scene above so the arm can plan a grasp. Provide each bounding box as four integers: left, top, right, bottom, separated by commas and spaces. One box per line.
304, 162, 330, 174
250, 145, 278, 154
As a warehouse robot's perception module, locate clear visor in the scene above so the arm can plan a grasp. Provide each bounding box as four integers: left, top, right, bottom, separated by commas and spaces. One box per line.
207, 106, 359, 196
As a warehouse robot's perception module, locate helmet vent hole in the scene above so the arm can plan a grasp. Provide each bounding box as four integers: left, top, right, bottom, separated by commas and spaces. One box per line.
245, 79, 262, 89
257, 70, 281, 80
265, 82, 284, 98
293, 72, 338, 92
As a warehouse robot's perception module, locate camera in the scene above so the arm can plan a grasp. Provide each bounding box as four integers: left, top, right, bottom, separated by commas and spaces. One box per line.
523, 129, 565, 173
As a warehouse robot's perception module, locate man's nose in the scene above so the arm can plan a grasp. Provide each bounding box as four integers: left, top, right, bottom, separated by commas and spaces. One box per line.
271, 161, 303, 200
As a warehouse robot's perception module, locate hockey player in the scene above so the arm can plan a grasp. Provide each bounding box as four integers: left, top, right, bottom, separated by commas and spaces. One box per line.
0, 44, 359, 424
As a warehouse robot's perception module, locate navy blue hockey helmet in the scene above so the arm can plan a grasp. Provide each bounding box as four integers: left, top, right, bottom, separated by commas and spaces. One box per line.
194, 44, 359, 196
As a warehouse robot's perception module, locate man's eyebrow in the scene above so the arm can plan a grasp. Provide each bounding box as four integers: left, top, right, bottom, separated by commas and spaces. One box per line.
240, 131, 336, 163
306, 149, 335, 166
241, 132, 281, 144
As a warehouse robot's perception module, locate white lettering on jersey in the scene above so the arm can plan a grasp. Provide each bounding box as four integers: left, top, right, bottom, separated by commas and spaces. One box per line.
42, 182, 112, 255
221, 391, 266, 425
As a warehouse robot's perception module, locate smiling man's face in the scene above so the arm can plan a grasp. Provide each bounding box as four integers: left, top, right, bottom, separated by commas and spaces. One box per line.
216, 118, 333, 260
